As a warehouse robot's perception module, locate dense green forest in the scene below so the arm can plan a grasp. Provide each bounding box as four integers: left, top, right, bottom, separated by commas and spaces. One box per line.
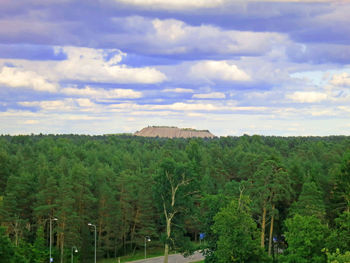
0, 134, 350, 263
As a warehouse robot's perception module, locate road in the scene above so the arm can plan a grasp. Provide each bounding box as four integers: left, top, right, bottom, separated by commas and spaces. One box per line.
126, 251, 204, 263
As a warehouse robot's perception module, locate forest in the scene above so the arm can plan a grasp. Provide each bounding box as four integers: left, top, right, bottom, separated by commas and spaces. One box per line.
0, 134, 350, 263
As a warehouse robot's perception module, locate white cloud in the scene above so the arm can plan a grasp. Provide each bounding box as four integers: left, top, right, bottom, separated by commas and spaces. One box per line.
113, 0, 225, 10
54, 46, 167, 84
190, 60, 251, 82
162, 88, 194, 93
330, 72, 350, 87
75, 98, 95, 108
108, 102, 219, 111
338, 106, 350, 112
162, 102, 218, 111
18, 98, 97, 111
112, 0, 331, 11
110, 17, 289, 57
23, 120, 39, 124
147, 18, 287, 56
108, 101, 267, 113
0, 66, 57, 92
186, 112, 205, 117
254, 0, 335, 2
152, 19, 187, 42
310, 109, 336, 116
193, 92, 226, 99
61, 86, 142, 99
129, 111, 179, 116
0, 46, 167, 86
286, 91, 328, 103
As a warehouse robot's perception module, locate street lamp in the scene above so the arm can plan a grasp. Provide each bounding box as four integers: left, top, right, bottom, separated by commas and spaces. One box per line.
88, 223, 97, 263
71, 246, 78, 263
49, 217, 58, 263
144, 236, 151, 259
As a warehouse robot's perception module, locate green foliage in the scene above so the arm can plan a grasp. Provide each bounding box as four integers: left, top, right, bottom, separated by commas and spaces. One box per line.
249, 158, 292, 251
0, 226, 16, 262
0, 226, 27, 263
0, 134, 350, 262
324, 249, 350, 263
212, 197, 270, 263
251, 158, 291, 208
327, 211, 350, 253
289, 179, 326, 221
200, 193, 228, 263
0, 149, 11, 195
32, 226, 47, 263
331, 152, 350, 212
153, 157, 198, 256
282, 214, 327, 263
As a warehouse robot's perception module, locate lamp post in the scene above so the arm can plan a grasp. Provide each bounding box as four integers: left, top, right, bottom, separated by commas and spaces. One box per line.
144, 236, 151, 259
49, 217, 58, 263
71, 246, 78, 263
88, 223, 97, 263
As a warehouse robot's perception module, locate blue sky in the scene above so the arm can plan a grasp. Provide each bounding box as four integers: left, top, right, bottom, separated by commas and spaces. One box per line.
1, 0, 350, 136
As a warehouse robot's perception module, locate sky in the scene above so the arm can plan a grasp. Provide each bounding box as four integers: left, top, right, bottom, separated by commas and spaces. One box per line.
1, 0, 350, 136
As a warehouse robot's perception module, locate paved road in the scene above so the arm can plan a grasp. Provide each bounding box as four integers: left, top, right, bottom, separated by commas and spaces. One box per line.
126, 251, 204, 263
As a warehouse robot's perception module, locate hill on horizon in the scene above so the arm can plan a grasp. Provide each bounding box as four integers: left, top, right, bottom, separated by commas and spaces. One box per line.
134, 126, 216, 138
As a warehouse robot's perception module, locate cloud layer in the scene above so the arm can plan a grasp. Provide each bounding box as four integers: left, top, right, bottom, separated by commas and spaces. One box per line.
1, 0, 350, 136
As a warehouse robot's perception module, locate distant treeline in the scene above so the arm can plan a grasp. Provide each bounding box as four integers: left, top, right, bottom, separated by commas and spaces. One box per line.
0, 134, 350, 262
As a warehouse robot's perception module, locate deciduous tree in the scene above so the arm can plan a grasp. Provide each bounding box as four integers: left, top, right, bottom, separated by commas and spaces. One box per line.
212, 194, 269, 263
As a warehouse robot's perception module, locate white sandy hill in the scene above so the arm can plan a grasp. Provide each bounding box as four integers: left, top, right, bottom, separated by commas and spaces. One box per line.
134, 126, 215, 138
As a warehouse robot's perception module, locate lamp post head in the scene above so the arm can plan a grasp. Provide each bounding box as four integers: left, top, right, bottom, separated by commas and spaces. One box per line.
88, 223, 92, 226
75, 249, 78, 253
53, 218, 58, 221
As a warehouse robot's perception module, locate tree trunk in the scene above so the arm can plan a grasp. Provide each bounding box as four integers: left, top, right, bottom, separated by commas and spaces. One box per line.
60, 232, 64, 263
268, 204, 275, 256
114, 237, 117, 258
59, 218, 66, 263
261, 204, 267, 248
123, 232, 126, 255
162, 172, 188, 263
164, 244, 169, 263
14, 220, 19, 247
163, 217, 171, 263
130, 208, 139, 252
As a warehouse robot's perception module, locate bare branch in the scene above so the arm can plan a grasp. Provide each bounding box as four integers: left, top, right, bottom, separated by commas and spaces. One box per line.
170, 173, 191, 207
161, 194, 169, 221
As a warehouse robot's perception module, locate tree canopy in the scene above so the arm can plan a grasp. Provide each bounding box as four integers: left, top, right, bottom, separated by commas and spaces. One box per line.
0, 134, 350, 262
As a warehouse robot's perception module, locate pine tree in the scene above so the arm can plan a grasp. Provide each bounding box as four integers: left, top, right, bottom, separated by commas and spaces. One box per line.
289, 179, 326, 221
0, 226, 16, 262
327, 211, 350, 253
250, 158, 291, 255
32, 226, 47, 263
